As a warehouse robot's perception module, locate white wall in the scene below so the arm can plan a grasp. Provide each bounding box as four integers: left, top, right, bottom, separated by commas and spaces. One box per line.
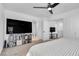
4, 10, 40, 22
0, 4, 5, 54
36, 20, 43, 39
63, 9, 79, 40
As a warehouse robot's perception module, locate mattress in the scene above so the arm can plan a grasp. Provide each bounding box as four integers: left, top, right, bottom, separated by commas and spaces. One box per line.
27, 38, 79, 56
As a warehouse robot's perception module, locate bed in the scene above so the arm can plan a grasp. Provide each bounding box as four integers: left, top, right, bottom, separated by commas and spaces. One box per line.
27, 38, 79, 56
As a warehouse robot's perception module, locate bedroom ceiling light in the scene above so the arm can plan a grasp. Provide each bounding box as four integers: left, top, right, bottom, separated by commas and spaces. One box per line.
48, 7, 52, 11
48, 7, 53, 14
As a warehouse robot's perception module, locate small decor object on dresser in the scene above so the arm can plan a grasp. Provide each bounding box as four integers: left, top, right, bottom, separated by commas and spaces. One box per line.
28, 34, 32, 43
16, 39, 22, 46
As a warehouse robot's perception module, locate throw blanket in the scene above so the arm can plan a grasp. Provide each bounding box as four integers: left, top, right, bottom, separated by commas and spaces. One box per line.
27, 38, 79, 56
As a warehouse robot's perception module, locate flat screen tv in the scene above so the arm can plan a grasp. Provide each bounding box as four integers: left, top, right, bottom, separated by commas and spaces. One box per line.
50, 27, 55, 32
6, 18, 32, 34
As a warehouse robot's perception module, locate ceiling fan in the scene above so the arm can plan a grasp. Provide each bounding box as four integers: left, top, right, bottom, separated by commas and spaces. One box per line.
33, 3, 59, 14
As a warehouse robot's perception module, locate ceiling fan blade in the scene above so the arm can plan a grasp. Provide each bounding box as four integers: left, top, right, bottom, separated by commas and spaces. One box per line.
33, 7, 47, 9
51, 3, 59, 8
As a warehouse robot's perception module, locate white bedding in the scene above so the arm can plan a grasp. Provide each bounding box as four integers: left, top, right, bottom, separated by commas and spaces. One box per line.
27, 38, 79, 56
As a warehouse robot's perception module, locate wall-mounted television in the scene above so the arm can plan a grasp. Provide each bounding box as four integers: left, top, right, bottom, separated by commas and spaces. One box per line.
6, 18, 32, 34
50, 27, 55, 32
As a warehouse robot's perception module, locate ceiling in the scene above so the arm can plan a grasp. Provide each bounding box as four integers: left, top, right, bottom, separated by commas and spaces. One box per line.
3, 3, 79, 18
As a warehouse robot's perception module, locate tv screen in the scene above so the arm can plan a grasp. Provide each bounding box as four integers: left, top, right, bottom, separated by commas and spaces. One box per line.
50, 27, 55, 32
6, 18, 32, 34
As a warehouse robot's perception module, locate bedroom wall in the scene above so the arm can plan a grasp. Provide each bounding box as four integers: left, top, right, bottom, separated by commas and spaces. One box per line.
0, 4, 5, 54
63, 9, 79, 40
36, 20, 43, 39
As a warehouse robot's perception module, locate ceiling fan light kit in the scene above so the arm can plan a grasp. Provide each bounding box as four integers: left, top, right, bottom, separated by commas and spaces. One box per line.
48, 7, 52, 11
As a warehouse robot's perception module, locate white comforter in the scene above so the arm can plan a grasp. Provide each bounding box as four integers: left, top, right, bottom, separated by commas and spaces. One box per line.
27, 38, 79, 56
